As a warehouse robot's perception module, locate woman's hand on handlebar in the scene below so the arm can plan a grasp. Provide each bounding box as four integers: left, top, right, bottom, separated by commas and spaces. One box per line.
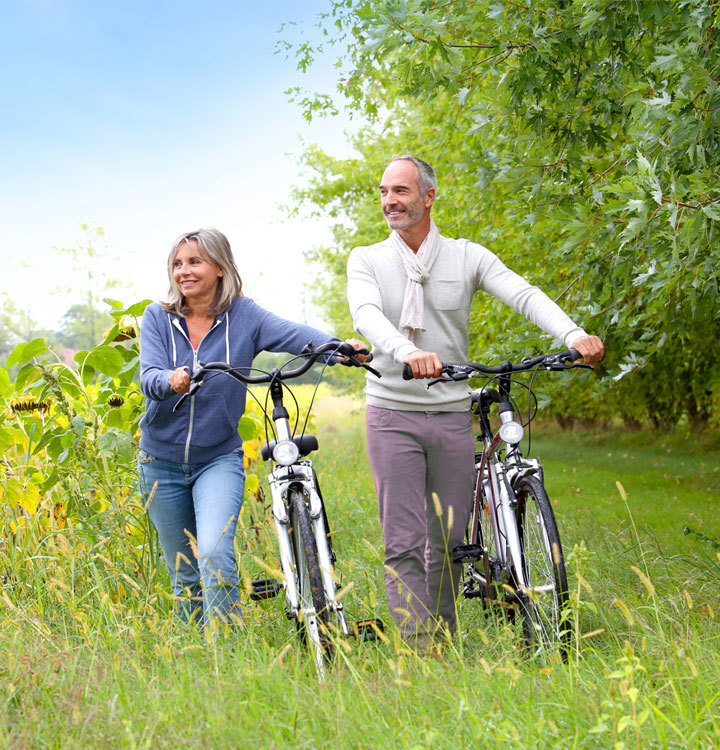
169, 366, 191, 394
568, 335, 604, 366
403, 350, 443, 379
337, 337, 371, 363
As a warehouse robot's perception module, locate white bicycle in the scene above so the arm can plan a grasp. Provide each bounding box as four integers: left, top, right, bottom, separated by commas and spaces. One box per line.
181, 341, 382, 676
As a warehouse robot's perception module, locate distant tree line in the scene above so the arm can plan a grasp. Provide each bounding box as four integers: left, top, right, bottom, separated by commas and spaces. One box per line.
0, 298, 113, 359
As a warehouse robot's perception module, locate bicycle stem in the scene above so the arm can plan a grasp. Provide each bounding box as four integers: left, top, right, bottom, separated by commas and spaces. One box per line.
268, 373, 292, 442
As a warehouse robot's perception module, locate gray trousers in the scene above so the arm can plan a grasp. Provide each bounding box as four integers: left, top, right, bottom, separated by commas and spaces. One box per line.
366, 405, 474, 640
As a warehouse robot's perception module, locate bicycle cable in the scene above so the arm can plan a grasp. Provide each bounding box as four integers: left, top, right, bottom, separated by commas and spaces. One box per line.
297, 354, 335, 440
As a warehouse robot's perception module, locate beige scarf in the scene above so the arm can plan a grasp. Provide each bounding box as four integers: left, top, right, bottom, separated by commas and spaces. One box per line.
391, 220, 441, 340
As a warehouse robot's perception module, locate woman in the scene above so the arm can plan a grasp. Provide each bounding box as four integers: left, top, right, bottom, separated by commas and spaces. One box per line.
138, 227, 364, 627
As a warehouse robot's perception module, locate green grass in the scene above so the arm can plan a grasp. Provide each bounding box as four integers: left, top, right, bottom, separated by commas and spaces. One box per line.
2, 399, 720, 748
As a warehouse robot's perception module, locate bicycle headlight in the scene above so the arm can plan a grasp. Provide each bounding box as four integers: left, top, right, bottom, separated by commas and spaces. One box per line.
272, 439, 299, 466
499, 420, 524, 445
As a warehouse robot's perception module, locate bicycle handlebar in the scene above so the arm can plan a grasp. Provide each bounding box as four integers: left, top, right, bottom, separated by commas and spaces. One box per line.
173, 341, 379, 412
402, 348, 590, 384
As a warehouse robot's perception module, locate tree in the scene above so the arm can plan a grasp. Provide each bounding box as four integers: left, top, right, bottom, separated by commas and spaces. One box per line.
287, 0, 720, 427
57, 303, 114, 352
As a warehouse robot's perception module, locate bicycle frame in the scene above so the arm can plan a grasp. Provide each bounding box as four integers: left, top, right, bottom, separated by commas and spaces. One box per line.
435, 349, 586, 653
467, 388, 543, 599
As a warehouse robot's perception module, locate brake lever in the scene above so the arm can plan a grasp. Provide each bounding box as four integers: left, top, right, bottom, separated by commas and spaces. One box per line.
340, 353, 380, 378
362, 363, 381, 378
544, 361, 593, 372
427, 368, 468, 387
172, 378, 202, 412
338, 347, 379, 377
172, 393, 188, 412
426, 376, 451, 387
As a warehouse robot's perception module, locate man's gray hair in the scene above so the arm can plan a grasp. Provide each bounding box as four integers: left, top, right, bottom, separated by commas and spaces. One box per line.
162, 227, 244, 317
391, 155, 437, 195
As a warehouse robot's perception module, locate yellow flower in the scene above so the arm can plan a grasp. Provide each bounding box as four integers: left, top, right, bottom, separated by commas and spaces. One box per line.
243, 439, 259, 461
10, 396, 50, 414
112, 315, 138, 341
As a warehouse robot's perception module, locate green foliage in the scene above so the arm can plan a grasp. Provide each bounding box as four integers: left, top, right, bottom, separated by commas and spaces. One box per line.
0, 301, 150, 538
289, 0, 720, 428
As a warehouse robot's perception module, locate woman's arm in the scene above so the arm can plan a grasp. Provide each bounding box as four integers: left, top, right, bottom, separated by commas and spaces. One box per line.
139, 306, 179, 401
248, 300, 340, 357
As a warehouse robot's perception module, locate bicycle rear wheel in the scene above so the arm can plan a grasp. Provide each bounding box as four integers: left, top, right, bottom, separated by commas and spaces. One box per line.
513, 475, 569, 656
289, 487, 332, 672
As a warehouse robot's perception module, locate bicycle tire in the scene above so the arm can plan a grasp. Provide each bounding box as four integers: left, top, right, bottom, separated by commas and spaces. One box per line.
289, 487, 332, 668
513, 475, 570, 656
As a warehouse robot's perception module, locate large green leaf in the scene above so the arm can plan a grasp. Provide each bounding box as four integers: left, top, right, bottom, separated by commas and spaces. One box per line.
0, 368, 11, 396
6, 339, 50, 368
237, 416, 261, 440
84, 345, 124, 377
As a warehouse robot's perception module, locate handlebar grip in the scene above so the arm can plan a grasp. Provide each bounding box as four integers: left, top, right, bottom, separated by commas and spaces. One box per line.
351, 347, 373, 363
566, 348, 582, 362
402, 363, 414, 380
336, 342, 373, 362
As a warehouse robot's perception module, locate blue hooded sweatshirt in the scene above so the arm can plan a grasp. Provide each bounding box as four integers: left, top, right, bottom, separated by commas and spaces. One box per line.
139, 297, 339, 464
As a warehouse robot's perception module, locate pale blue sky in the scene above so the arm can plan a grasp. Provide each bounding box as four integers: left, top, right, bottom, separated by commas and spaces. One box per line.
1, 0, 358, 329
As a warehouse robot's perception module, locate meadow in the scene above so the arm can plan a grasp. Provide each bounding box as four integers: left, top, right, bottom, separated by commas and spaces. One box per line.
1, 385, 719, 749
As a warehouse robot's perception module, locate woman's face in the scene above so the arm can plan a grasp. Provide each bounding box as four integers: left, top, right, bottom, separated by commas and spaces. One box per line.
172, 239, 223, 303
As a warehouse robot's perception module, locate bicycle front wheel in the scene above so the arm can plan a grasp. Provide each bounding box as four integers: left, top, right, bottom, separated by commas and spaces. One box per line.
513, 475, 569, 656
289, 487, 332, 672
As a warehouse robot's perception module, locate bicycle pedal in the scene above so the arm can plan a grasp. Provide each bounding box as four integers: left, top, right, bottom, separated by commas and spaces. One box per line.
250, 577, 280, 600
352, 618, 384, 641
452, 544, 483, 563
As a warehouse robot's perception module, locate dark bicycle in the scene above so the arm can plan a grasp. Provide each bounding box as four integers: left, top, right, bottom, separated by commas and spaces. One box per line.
406, 348, 593, 656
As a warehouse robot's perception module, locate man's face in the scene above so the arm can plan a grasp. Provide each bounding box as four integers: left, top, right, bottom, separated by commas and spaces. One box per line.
379, 160, 433, 232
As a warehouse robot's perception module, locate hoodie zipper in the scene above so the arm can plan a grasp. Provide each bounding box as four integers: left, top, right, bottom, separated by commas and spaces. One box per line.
172, 317, 222, 463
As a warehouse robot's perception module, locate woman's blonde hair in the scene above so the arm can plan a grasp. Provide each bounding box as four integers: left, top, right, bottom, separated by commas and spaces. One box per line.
161, 228, 243, 316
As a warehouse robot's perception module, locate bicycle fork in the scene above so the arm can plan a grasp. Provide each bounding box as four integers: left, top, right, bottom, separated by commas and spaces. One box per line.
267, 467, 348, 635
483, 460, 528, 591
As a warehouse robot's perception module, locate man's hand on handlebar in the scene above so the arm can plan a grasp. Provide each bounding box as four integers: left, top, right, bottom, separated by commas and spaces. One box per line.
568, 335, 604, 366
403, 349, 443, 379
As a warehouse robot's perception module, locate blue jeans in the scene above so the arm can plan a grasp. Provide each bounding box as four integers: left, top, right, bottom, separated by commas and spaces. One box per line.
138, 449, 245, 626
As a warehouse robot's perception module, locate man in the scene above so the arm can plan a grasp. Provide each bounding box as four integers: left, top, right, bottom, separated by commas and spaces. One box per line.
347, 155, 603, 648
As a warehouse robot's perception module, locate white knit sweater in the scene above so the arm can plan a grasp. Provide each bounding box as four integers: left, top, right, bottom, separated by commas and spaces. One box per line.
347, 233, 587, 411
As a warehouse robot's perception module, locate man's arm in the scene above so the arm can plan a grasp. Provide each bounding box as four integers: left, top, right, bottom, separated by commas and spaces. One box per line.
474, 244, 603, 362
347, 247, 419, 364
